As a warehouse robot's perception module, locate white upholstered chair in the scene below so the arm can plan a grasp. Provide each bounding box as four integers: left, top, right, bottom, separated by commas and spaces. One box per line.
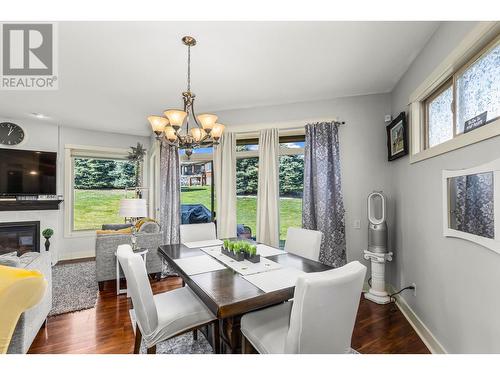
180, 222, 217, 243
116, 244, 220, 354
284, 227, 323, 261
240, 261, 366, 354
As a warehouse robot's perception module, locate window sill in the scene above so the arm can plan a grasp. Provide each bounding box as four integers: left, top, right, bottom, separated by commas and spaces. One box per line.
410, 117, 500, 164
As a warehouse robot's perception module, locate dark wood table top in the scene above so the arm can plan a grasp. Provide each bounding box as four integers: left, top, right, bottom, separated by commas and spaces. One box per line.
158, 243, 332, 319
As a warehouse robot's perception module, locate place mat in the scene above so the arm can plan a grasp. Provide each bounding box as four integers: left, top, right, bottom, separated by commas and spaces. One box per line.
183, 239, 224, 249
242, 267, 305, 292
201, 246, 283, 276
174, 254, 226, 275
256, 244, 287, 257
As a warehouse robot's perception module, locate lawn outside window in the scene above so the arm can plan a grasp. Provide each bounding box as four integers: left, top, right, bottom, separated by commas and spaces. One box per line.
64, 145, 137, 237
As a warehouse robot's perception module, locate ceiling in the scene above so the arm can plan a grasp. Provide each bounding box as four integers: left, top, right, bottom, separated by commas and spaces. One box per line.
0, 21, 440, 136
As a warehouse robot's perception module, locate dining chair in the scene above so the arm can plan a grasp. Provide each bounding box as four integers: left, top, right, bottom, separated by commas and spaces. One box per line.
116, 245, 220, 354
180, 222, 217, 243
240, 261, 366, 354
284, 227, 323, 261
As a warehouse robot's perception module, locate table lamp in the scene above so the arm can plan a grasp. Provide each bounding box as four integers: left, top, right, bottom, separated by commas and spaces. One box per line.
119, 198, 147, 250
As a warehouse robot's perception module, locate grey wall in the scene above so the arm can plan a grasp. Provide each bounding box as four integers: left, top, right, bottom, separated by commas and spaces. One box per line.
217, 93, 393, 268
0, 118, 149, 261
390, 21, 500, 353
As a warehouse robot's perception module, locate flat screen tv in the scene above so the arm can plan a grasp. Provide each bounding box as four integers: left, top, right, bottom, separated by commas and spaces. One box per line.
0, 148, 57, 196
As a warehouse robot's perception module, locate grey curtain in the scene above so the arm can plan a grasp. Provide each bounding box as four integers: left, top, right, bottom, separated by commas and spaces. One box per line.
159, 141, 181, 276
302, 122, 346, 267
160, 140, 181, 244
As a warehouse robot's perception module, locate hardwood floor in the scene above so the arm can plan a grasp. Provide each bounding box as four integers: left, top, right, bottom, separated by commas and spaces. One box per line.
29, 276, 429, 354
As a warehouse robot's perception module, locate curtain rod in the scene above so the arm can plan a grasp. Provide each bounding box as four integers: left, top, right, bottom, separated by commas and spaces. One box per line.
234, 120, 346, 135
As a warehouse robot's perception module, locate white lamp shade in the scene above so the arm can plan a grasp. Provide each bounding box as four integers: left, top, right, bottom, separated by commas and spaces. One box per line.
119, 199, 147, 218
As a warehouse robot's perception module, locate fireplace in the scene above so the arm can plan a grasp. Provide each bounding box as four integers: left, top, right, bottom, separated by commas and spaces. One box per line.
0, 221, 40, 256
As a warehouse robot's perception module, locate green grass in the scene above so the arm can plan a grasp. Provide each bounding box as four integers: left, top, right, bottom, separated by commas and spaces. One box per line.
73, 189, 133, 231
181, 186, 302, 240
74, 186, 302, 239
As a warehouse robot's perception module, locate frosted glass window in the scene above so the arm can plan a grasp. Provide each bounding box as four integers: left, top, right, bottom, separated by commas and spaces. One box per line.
428, 85, 453, 147
456, 43, 500, 133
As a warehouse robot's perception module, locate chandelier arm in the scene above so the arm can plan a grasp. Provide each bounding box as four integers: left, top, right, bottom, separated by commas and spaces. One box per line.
190, 101, 202, 129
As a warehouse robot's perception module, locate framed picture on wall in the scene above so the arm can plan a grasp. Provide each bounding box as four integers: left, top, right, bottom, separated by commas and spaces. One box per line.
386, 112, 408, 161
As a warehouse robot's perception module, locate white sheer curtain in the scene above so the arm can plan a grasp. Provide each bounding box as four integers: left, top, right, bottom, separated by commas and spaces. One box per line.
256, 128, 280, 247
213, 132, 237, 239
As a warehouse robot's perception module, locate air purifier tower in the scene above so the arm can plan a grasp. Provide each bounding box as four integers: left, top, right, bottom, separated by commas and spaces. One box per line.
364, 191, 393, 304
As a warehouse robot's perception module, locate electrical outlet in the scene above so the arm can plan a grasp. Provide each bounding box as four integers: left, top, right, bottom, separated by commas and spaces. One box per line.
353, 219, 361, 229
411, 283, 417, 297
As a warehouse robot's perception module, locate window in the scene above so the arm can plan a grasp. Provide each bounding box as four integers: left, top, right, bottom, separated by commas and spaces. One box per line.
235, 136, 305, 245
236, 143, 259, 239
279, 140, 304, 246
424, 36, 500, 149
180, 160, 214, 224
72, 157, 136, 231
179, 146, 215, 224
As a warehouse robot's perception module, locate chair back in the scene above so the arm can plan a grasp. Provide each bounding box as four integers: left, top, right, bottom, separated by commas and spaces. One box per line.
284, 227, 323, 261
180, 222, 217, 243
117, 247, 158, 335
285, 261, 366, 354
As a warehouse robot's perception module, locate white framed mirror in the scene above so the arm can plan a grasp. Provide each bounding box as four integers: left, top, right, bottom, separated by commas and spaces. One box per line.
443, 158, 499, 254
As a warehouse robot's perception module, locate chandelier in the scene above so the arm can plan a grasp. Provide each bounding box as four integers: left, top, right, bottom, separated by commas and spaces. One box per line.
148, 36, 225, 158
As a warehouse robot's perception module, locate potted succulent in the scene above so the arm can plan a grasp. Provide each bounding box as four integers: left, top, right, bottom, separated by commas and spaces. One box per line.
245, 244, 260, 263
42, 228, 54, 252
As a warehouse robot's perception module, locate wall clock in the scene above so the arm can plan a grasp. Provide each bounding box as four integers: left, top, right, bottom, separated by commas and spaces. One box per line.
0, 122, 25, 145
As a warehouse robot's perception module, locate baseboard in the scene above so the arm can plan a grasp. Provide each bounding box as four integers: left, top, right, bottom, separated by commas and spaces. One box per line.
362, 281, 447, 353
388, 286, 447, 354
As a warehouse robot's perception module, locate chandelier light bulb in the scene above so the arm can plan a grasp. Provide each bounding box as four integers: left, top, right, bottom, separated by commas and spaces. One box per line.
164, 109, 187, 129
164, 126, 178, 142
211, 123, 225, 140
190, 127, 206, 142
147, 116, 169, 134
197, 114, 218, 132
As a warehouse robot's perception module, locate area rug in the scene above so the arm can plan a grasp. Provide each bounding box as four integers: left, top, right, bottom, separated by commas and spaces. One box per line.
49, 260, 98, 316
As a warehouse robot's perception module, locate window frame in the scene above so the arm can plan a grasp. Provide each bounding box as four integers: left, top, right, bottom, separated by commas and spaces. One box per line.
409, 23, 500, 164
64, 145, 137, 238
423, 34, 500, 151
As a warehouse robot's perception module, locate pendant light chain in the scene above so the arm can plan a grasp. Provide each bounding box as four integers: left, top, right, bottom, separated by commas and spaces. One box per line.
187, 45, 191, 92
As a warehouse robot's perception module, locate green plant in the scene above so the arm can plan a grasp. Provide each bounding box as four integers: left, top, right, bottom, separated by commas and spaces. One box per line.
248, 245, 257, 256
42, 228, 54, 238
223, 239, 230, 249
228, 242, 234, 251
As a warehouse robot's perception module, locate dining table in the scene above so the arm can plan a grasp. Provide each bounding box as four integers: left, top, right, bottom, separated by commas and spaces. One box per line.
158, 241, 332, 353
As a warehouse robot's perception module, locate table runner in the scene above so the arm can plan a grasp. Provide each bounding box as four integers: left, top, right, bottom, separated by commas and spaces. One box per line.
183, 239, 224, 249
242, 267, 305, 292
174, 254, 227, 275
256, 244, 287, 257
200, 246, 283, 276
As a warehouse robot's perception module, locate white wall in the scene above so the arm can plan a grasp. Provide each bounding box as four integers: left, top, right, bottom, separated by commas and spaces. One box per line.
390, 21, 500, 353
0, 119, 149, 261
217, 93, 393, 267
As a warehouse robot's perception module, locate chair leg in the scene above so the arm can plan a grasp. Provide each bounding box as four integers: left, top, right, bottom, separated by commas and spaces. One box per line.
134, 323, 142, 354
242, 334, 252, 354
213, 320, 221, 354
147, 345, 156, 354
193, 329, 198, 341
98, 281, 104, 292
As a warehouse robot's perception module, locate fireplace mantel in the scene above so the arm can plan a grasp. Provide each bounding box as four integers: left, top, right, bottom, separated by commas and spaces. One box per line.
0, 200, 63, 212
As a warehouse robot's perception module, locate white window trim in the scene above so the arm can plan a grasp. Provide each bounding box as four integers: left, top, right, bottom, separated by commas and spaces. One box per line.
409, 21, 500, 164
64, 144, 135, 238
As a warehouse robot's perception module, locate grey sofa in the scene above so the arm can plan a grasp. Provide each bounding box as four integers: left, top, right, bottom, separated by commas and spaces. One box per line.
95, 224, 164, 291
0, 251, 52, 354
